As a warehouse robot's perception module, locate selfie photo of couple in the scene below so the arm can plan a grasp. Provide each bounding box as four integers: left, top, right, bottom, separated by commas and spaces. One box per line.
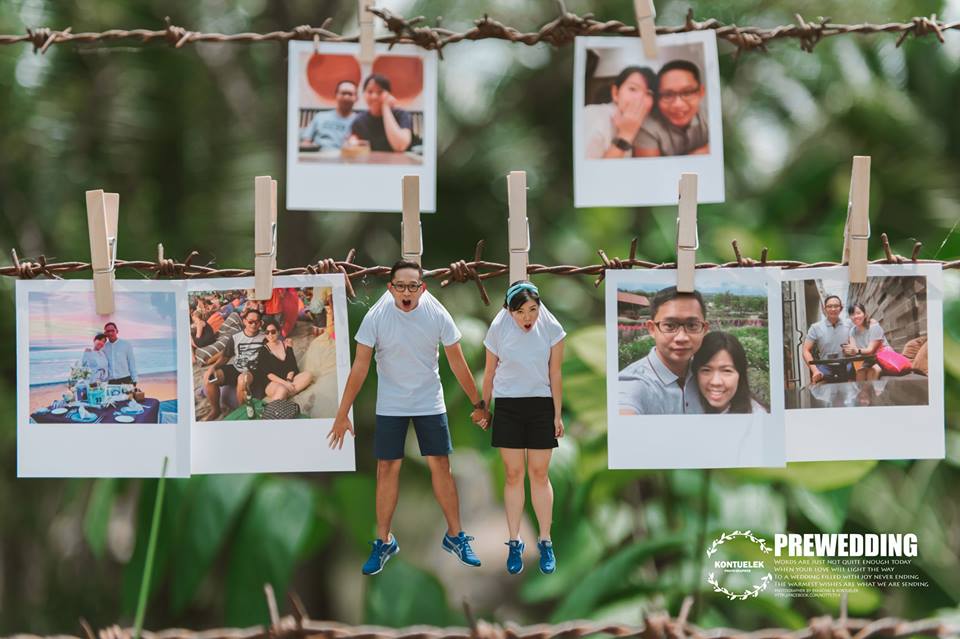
605, 269, 785, 470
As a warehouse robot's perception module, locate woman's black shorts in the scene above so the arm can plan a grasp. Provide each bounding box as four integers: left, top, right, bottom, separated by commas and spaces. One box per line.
491, 397, 557, 449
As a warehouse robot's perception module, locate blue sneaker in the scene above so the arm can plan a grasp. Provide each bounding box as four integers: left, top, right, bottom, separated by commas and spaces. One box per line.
505, 539, 524, 574
537, 539, 556, 574
362, 536, 399, 575
442, 531, 481, 567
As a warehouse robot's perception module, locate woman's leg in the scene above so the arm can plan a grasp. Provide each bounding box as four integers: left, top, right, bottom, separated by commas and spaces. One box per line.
527, 449, 554, 541
265, 381, 287, 401
291, 371, 314, 393
500, 448, 526, 540
868, 364, 882, 381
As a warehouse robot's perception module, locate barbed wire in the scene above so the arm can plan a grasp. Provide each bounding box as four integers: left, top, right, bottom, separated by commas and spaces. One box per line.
4, 235, 957, 304
50, 591, 959, 639
0, 8, 957, 56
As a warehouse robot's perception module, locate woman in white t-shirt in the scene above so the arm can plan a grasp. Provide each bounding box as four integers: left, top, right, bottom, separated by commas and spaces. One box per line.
476, 281, 565, 576
844, 303, 887, 381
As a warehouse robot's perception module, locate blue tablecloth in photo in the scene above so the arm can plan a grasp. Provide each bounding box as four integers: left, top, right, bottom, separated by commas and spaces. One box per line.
31, 398, 161, 424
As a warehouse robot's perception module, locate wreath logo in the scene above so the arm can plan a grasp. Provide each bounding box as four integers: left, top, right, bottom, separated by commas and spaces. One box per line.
705, 530, 774, 601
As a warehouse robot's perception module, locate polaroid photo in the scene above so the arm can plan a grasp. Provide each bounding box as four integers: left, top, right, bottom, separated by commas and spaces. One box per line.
782, 263, 945, 461
286, 41, 438, 212
573, 31, 724, 208
16, 280, 191, 478
187, 274, 354, 473
606, 268, 785, 469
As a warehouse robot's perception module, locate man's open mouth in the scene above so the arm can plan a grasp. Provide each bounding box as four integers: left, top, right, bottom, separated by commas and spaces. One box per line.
401, 299, 412, 308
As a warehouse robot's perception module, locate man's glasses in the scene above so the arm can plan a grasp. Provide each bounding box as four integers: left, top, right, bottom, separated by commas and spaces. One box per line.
653, 319, 707, 334
658, 88, 700, 103
824, 303, 842, 309
391, 282, 422, 292
244, 318, 260, 325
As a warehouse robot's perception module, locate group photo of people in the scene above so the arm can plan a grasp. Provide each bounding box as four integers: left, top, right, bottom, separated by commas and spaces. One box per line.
615, 284, 771, 416
295, 51, 425, 164
188, 285, 339, 421
25, 290, 180, 425
782, 274, 931, 409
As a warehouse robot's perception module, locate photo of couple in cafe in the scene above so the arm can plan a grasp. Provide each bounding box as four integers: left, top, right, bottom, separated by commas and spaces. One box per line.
782, 275, 930, 409
296, 52, 424, 165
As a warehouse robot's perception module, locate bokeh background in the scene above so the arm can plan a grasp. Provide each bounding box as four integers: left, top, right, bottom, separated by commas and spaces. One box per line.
0, 0, 959, 634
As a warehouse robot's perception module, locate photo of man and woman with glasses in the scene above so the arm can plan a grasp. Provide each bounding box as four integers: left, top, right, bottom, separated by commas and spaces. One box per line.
573, 32, 724, 208
605, 270, 785, 470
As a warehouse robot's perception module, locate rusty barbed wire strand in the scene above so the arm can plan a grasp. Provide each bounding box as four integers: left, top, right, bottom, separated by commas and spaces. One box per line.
4, 236, 956, 304
2, 9, 960, 55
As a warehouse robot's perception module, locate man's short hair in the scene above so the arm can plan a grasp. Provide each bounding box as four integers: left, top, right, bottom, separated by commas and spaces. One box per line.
390, 259, 423, 281
335, 79, 357, 93
104, 322, 118, 331
241, 308, 261, 320
649, 286, 706, 320
657, 59, 701, 87
823, 294, 842, 307
363, 74, 392, 93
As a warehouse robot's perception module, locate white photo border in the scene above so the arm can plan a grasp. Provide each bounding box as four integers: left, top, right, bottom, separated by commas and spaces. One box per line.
782, 263, 945, 462
186, 274, 355, 474
285, 41, 438, 212
16, 279, 192, 478
573, 31, 725, 208
605, 268, 785, 469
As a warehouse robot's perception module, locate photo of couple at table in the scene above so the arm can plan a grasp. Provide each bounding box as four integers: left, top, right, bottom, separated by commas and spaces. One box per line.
295, 52, 424, 164
616, 285, 771, 416
782, 275, 931, 409
25, 290, 179, 425
189, 284, 339, 422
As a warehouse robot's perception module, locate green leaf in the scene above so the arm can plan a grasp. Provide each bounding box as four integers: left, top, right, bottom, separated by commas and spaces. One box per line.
789, 486, 851, 533
83, 478, 118, 559
725, 460, 877, 491
550, 535, 688, 621
224, 478, 315, 627
364, 558, 457, 627
563, 370, 607, 434
169, 474, 257, 614
715, 483, 786, 535
520, 519, 607, 603
567, 325, 606, 375
332, 474, 377, 551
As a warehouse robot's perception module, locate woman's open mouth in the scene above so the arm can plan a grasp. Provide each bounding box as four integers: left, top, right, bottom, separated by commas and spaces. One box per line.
523, 323, 532, 330
401, 299, 413, 308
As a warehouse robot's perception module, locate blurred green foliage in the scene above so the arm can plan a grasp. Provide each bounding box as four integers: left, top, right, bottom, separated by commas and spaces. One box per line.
0, 0, 959, 635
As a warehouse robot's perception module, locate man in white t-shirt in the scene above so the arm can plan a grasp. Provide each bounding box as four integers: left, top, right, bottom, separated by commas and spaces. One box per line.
203, 308, 265, 420
328, 260, 486, 576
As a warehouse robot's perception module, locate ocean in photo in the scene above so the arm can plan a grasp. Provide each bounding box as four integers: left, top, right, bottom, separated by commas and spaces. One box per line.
28, 338, 177, 387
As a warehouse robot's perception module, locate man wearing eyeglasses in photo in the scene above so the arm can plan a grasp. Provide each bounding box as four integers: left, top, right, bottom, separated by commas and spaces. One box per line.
802, 294, 854, 384
327, 260, 486, 576
202, 308, 265, 420
618, 286, 707, 415
636, 59, 710, 157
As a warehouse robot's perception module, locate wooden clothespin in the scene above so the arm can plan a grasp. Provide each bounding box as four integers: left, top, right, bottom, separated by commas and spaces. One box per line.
507, 170, 530, 284
253, 175, 278, 300
358, 0, 375, 65
842, 156, 871, 284
85, 189, 119, 315
634, 0, 658, 59
401, 175, 422, 265
675, 173, 699, 293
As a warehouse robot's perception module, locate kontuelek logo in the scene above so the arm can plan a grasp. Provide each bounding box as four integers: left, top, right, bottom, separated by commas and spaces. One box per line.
705, 530, 773, 601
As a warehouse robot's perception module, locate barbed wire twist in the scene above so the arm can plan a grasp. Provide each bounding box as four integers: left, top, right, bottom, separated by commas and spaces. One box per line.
5, 234, 955, 304
3, 8, 960, 55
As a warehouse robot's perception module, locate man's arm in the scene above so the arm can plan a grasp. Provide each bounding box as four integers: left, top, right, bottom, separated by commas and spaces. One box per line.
802, 339, 823, 384
382, 97, 413, 152
443, 342, 481, 406
327, 343, 373, 449
127, 342, 138, 383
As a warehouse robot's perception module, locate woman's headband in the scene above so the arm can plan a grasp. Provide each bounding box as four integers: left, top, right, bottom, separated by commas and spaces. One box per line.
505, 282, 539, 305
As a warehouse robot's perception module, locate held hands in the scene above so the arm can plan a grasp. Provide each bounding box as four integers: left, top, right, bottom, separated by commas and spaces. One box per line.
470, 408, 490, 430
327, 415, 355, 449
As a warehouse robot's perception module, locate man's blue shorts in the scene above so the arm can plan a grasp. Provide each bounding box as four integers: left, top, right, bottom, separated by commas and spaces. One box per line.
374, 413, 453, 460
